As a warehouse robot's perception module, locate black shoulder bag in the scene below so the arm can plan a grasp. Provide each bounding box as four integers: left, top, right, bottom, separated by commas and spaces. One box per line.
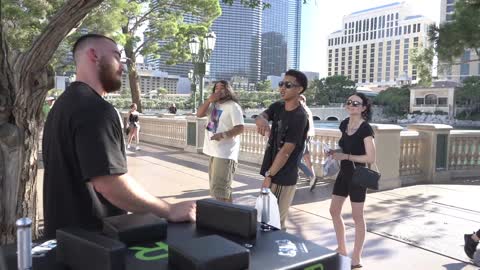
351, 160, 381, 190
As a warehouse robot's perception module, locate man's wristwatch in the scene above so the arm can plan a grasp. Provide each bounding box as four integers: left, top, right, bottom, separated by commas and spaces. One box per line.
265, 170, 273, 178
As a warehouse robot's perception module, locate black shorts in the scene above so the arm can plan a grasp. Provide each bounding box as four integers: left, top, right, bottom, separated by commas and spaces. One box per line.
332, 169, 367, 203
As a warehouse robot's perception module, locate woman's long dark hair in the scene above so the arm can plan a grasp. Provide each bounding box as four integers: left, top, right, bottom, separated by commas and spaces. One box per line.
212, 80, 239, 104
354, 92, 372, 121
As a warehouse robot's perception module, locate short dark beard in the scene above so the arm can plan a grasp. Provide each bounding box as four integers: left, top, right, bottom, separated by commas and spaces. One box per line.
98, 57, 121, 93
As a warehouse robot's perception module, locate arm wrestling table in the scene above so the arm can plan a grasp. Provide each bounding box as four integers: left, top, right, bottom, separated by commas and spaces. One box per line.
0, 222, 350, 270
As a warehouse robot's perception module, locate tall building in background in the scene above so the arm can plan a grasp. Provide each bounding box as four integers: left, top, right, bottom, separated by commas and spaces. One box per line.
438, 0, 480, 82
326, 2, 433, 86
144, 15, 199, 77
261, 0, 302, 80
209, 1, 262, 85
287, 0, 302, 71
144, 41, 193, 77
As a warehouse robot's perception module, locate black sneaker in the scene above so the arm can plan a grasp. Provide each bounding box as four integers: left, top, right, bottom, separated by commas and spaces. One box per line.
464, 233, 479, 259
309, 176, 318, 192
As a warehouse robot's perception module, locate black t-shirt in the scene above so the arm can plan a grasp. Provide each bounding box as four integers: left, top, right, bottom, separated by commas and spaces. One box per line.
260, 101, 308, 186
42, 82, 127, 238
338, 118, 375, 170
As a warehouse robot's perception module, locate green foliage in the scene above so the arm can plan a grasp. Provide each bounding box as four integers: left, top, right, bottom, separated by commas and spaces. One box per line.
236, 90, 279, 108
157, 88, 168, 95
1, 0, 127, 72
109, 95, 191, 111
410, 47, 434, 87
374, 86, 410, 116
429, 0, 480, 63
307, 76, 356, 105
455, 76, 480, 118
256, 80, 272, 92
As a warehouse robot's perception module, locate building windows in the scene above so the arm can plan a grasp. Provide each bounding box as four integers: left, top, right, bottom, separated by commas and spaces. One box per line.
461, 50, 471, 77
416, 98, 424, 105
425, 94, 437, 105
438, 97, 448, 105
413, 37, 419, 47
446, 5, 455, 12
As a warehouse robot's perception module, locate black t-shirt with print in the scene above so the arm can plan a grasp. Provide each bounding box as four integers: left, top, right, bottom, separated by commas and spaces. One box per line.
338, 117, 375, 170
42, 82, 127, 239
260, 101, 308, 186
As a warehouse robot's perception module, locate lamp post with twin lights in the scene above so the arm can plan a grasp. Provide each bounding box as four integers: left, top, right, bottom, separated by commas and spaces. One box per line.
188, 32, 216, 107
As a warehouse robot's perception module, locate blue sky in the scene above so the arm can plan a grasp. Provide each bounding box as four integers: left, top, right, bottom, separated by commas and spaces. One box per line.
299, 0, 441, 77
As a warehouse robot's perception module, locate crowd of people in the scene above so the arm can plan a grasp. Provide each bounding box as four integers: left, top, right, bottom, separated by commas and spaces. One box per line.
41, 33, 478, 270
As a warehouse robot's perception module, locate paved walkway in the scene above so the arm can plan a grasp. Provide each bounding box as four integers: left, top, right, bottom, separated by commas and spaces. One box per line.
37, 142, 480, 269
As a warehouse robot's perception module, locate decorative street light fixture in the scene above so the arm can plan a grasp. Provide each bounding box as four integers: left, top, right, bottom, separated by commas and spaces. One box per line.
187, 69, 197, 113
188, 32, 216, 107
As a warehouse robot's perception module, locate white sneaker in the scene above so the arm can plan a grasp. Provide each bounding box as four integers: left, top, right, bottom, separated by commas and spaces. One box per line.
135, 146, 140, 151
127, 144, 131, 149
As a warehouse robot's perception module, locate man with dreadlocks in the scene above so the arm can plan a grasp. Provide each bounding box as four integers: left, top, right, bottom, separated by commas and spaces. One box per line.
197, 80, 245, 202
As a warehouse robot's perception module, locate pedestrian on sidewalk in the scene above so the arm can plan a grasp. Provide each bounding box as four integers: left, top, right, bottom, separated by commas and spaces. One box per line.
256, 69, 309, 230
298, 94, 317, 190
328, 93, 376, 269
42, 34, 196, 239
464, 229, 480, 260
197, 80, 244, 202
168, 103, 177, 114
127, 103, 141, 151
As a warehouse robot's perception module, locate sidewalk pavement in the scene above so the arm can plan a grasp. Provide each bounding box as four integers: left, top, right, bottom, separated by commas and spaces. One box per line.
37, 142, 480, 269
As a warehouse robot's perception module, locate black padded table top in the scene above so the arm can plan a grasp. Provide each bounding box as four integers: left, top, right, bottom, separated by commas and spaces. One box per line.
0, 223, 350, 270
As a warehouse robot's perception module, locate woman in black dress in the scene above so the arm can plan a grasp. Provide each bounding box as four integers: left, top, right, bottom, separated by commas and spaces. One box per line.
127, 103, 141, 150
328, 93, 376, 269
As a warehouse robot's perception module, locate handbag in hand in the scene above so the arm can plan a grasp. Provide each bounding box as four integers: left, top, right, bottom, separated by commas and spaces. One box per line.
351, 161, 381, 190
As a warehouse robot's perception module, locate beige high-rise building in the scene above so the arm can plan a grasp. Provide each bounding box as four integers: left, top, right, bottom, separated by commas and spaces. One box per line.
327, 2, 433, 86
438, 0, 480, 82
120, 63, 180, 95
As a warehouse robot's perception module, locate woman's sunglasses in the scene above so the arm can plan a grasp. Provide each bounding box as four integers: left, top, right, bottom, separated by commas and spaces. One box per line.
345, 100, 363, 107
278, 81, 300, 89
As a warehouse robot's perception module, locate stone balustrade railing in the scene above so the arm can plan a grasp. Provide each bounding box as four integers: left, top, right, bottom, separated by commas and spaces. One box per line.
130, 114, 480, 190
448, 130, 480, 170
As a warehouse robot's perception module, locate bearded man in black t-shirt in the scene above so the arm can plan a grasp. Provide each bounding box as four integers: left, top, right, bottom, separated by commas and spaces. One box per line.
255, 69, 309, 230
42, 34, 195, 238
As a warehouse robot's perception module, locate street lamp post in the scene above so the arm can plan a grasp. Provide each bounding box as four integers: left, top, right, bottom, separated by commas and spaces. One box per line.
189, 32, 216, 107
188, 69, 197, 113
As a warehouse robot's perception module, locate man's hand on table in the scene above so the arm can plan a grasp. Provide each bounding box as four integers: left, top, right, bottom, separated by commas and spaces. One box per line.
167, 201, 197, 222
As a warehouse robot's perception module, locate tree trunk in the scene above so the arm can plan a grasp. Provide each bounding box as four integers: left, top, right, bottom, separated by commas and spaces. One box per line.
127, 60, 142, 113
0, 0, 104, 245
123, 27, 142, 113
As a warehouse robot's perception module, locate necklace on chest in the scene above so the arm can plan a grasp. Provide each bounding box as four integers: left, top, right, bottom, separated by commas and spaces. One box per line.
347, 121, 362, 134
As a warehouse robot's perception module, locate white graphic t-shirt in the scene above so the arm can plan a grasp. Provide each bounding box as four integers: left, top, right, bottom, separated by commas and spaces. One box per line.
203, 100, 244, 162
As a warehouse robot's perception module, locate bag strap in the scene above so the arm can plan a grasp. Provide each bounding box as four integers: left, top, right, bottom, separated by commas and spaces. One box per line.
350, 152, 379, 171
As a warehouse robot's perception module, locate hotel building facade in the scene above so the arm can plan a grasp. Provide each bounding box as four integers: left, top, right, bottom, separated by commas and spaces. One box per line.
327, 2, 433, 86
438, 0, 480, 82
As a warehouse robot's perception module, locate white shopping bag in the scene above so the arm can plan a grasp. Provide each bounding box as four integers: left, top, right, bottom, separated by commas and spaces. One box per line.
255, 190, 281, 229
323, 155, 340, 177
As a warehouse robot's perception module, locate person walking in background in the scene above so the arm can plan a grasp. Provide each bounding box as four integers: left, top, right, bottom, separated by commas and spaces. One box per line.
256, 69, 309, 230
42, 33, 195, 239
328, 92, 376, 269
127, 103, 141, 150
196, 80, 244, 202
464, 229, 480, 259
168, 103, 177, 114
298, 94, 317, 190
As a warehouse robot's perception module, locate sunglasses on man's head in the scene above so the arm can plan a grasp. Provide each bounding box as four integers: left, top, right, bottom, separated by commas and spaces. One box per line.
278, 81, 300, 89
346, 100, 363, 107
